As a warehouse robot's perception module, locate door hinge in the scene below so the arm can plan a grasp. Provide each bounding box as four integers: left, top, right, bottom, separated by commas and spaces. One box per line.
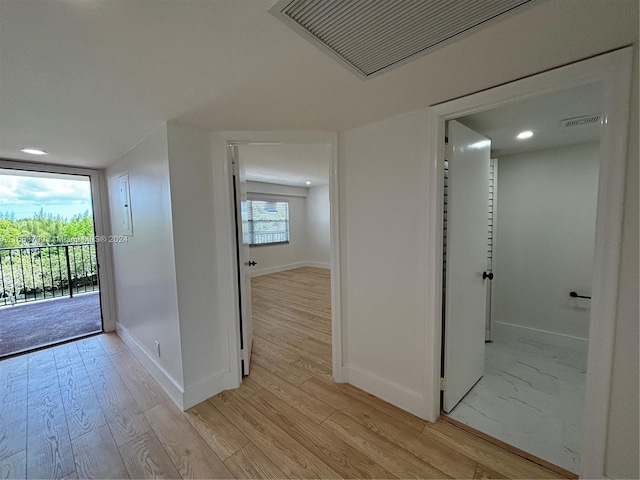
241, 349, 247, 362
440, 377, 446, 391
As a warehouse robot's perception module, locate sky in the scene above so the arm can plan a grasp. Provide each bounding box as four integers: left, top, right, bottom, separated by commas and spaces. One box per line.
0, 170, 93, 220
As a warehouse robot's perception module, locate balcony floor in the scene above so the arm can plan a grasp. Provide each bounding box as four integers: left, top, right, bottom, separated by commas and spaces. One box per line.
0, 291, 102, 357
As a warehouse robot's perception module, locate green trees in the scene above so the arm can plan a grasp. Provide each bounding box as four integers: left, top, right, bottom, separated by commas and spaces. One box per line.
0, 210, 94, 246
62, 213, 95, 240
0, 219, 26, 248
0, 211, 98, 305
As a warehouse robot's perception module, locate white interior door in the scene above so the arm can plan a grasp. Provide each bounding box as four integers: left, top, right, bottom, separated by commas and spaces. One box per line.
443, 120, 491, 413
231, 146, 253, 375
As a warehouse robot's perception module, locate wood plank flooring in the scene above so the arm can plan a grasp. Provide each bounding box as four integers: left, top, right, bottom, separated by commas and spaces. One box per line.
0, 267, 569, 479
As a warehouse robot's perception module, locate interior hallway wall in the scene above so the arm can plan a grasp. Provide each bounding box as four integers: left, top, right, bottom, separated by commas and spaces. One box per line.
166, 121, 229, 399
107, 122, 235, 409
106, 124, 184, 389
341, 109, 429, 415
493, 142, 599, 341
338, 66, 637, 472
306, 184, 331, 267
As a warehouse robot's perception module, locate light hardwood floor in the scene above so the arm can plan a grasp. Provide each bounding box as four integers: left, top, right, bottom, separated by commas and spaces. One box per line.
0, 267, 570, 479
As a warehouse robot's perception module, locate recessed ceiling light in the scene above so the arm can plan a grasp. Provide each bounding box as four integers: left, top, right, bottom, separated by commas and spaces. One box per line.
305, 181, 311, 185
21, 148, 48, 155
516, 130, 534, 140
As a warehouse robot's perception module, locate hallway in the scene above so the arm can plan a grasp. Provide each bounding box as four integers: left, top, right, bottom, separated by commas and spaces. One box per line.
0, 269, 569, 479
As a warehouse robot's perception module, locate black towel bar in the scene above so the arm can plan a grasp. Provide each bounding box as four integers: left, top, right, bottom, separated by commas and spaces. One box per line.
570, 291, 591, 299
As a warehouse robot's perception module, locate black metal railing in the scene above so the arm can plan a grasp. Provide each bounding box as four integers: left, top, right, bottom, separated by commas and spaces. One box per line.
0, 243, 99, 307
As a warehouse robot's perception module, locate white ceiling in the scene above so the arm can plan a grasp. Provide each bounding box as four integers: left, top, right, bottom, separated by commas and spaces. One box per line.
238, 143, 330, 187
458, 82, 603, 157
0, 1, 636, 168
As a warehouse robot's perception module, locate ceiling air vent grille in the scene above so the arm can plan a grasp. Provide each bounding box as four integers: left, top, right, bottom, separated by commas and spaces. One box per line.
270, 0, 535, 79
561, 114, 603, 128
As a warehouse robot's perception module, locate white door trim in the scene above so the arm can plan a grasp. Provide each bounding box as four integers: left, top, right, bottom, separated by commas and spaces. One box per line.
211, 131, 342, 388
0, 158, 116, 332
423, 47, 633, 478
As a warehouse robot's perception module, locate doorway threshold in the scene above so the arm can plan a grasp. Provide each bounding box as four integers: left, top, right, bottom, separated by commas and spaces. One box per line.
440, 415, 578, 479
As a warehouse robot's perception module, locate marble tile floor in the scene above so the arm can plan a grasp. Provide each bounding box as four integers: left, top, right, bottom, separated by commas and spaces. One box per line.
447, 330, 587, 474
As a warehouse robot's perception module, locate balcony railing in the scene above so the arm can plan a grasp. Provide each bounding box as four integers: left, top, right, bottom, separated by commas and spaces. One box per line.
0, 243, 99, 307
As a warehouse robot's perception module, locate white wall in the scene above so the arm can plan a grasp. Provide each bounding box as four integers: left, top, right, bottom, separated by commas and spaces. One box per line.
493, 143, 599, 341
604, 46, 639, 479
339, 76, 637, 472
106, 124, 184, 390
245, 182, 331, 275
306, 184, 331, 267
166, 121, 229, 400
341, 110, 429, 415
107, 122, 236, 409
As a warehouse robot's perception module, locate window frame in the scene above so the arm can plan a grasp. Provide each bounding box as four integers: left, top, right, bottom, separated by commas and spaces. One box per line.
245, 197, 291, 247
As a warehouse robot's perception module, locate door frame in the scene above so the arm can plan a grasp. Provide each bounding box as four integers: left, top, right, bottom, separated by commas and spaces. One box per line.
423, 47, 633, 478
0, 158, 116, 332
229, 145, 253, 375
212, 131, 342, 388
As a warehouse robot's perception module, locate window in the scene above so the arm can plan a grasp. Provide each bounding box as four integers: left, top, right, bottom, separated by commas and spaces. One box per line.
244, 199, 290, 246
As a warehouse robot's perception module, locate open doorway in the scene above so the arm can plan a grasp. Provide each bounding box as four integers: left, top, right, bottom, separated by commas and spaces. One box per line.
231, 142, 333, 382
440, 83, 602, 474
0, 167, 104, 357
425, 48, 631, 478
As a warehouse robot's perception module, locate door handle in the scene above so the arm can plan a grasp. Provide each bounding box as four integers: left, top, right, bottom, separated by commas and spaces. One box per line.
483, 271, 494, 280
246, 261, 257, 267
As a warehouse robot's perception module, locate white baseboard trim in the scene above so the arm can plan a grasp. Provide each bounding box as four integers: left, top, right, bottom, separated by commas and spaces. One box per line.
494, 321, 589, 352
250, 261, 330, 277
115, 323, 185, 410
115, 323, 235, 411
343, 364, 425, 418
304, 261, 331, 270
182, 371, 231, 410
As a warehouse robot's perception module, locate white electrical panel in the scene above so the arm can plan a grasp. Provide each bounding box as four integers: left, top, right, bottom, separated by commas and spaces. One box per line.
117, 174, 133, 236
